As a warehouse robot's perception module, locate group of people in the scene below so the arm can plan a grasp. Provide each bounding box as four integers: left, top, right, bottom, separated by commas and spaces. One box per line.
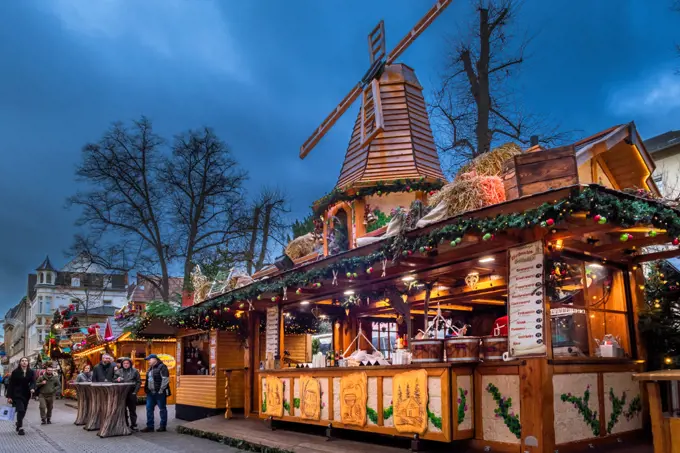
4, 357, 61, 435
4, 353, 171, 435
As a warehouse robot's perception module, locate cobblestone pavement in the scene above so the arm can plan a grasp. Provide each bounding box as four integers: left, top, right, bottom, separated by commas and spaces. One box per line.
0, 398, 239, 452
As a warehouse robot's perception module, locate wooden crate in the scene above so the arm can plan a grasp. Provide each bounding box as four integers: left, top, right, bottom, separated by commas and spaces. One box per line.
502, 146, 578, 200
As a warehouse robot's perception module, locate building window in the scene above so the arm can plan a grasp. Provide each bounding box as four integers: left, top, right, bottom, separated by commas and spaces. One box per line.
38, 329, 45, 344
40, 273, 44, 284
103, 299, 113, 306
653, 174, 664, 194
46, 273, 52, 284
45, 296, 52, 313
39, 298, 43, 314
71, 277, 81, 287
548, 257, 631, 359
71, 299, 80, 310
371, 321, 398, 359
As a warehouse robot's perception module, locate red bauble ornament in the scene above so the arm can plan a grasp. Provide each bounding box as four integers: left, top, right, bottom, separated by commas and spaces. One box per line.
546, 218, 555, 226
674, 238, 680, 246
593, 214, 601, 222
68, 304, 76, 311
50, 338, 56, 345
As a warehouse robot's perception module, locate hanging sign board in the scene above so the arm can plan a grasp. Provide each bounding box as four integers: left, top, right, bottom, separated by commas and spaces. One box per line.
507, 241, 547, 357
156, 354, 176, 370
70, 333, 86, 343
265, 306, 280, 355
59, 339, 73, 348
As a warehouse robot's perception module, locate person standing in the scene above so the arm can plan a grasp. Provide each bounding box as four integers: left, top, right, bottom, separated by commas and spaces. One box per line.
92, 354, 115, 382
76, 364, 93, 383
114, 357, 141, 431
140, 354, 170, 432
36, 365, 60, 424
7, 357, 35, 435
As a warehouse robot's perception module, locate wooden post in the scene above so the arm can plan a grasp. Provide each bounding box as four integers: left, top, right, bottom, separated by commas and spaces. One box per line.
279, 307, 285, 367
520, 359, 555, 453
423, 282, 433, 335
224, 369, 233, 419
647, 382, 670, 453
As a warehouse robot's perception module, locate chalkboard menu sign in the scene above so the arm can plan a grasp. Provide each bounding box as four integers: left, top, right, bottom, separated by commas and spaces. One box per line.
508, 241, 547, 357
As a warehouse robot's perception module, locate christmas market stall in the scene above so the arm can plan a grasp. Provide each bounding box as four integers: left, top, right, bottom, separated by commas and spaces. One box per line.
136, 2, 675, 450
153, 116, 679, 453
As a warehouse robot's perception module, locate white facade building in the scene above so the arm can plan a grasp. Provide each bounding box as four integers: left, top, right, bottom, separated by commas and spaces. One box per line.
26, 255, 128, 359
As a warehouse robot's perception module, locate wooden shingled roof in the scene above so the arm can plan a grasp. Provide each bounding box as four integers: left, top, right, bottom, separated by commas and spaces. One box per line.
335, 64, 446, 189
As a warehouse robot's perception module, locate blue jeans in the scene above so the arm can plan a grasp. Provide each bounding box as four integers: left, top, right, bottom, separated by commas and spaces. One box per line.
146, 392, 167, 429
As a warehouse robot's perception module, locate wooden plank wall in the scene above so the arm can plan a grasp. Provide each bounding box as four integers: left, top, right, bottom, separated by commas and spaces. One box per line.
503, 147, 578, 200
259, 333, 312, 365
177, 375, 219, 408
217, 331, 245, 409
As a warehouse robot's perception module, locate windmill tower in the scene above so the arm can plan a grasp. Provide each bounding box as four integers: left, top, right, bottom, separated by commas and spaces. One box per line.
301, 1, 452, 254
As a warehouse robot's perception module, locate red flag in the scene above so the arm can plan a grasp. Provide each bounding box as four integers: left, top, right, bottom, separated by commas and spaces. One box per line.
104, 319, 113, 339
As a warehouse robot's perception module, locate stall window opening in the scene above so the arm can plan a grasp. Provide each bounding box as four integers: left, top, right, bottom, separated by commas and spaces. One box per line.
371, 321, 397, 358
548, 257, 631, 359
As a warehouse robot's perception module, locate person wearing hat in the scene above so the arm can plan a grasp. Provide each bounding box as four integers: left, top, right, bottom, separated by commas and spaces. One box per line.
114, 357, 141, 431
140, 354, 170, 432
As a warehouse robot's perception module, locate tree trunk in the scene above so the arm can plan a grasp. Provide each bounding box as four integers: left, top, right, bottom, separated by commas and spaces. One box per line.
246, 206, 262, 275
475, 8, 492, 156
255, 204, 274, 272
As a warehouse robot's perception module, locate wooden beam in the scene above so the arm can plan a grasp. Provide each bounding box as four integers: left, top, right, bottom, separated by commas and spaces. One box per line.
633, 248, 680, 264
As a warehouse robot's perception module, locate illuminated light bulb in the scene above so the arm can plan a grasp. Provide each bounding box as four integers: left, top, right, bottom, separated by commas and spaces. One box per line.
665, 357, 673, 365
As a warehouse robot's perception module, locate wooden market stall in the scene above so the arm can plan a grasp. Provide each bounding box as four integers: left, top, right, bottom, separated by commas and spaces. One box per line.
71, 332, 177, 404
169, 114, 677, 453
146, 3, 678, 452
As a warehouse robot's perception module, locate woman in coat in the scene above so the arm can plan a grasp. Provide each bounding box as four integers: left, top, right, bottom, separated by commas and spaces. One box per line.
7, 357, 35, 435
76, 364, 93, 383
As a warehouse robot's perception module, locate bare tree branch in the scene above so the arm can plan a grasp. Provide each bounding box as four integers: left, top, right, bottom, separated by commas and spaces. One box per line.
429, 0, 570, 173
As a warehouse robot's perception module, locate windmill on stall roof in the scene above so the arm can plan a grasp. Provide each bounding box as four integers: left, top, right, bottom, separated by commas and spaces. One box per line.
300, 0, 452, 189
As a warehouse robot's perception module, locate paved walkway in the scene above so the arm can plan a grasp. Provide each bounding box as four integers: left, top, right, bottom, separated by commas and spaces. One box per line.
0, 398, 239, 452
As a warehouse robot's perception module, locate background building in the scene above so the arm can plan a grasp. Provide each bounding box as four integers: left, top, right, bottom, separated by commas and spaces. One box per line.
645, 130, 680, 198
4, 296, 27, 369
25, 254, 128, 361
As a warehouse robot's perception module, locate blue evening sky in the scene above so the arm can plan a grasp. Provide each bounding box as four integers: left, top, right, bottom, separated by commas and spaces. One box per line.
1, 0, 678, 316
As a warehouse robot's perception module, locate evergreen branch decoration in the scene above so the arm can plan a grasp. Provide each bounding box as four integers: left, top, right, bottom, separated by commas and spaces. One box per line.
367, 406, 379, 424
312, 178, 445, 217
283, 401, 291, 413
487, 383, 521, 439
131, 185, 680, 332
177, 426, 294, 453
383, 405, 393, 420
560, 385, 600, 437
607, 388, 626, 434
293, 398, 300, 409
427, 403, 443, 430
261, 391, 267, 413
457, 388, 469, 425
624, 396, 642, 421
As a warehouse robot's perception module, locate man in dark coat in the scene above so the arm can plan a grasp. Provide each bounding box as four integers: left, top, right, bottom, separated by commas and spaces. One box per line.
140, 354, 170, 432
92, 354, 115, 382
7, 357, 35, 435
114, 357, 141, 430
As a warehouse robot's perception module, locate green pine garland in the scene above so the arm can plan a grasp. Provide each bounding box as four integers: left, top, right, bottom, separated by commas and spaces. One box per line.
560, 386, 600, 437
427, 403, 443, 430
607, 388, 626, 434
366, 406, 379, 424
383, 405, 393, 420
457, 387, 468, 425
487, 383, 521, 439
177, 426, 294, 453
312, 178, 445, 217
130, 185, 680, 332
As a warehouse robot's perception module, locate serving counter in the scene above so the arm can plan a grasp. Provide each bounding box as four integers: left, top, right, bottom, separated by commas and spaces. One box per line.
258, 362, 473, 443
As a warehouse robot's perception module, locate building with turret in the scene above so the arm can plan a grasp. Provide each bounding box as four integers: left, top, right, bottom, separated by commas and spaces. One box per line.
25, 254, 128, 361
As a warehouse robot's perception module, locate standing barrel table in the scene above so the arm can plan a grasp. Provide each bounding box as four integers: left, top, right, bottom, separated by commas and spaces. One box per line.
73, 382, 91, 426
83, 383, 102, 431
92, 383, 135, 438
